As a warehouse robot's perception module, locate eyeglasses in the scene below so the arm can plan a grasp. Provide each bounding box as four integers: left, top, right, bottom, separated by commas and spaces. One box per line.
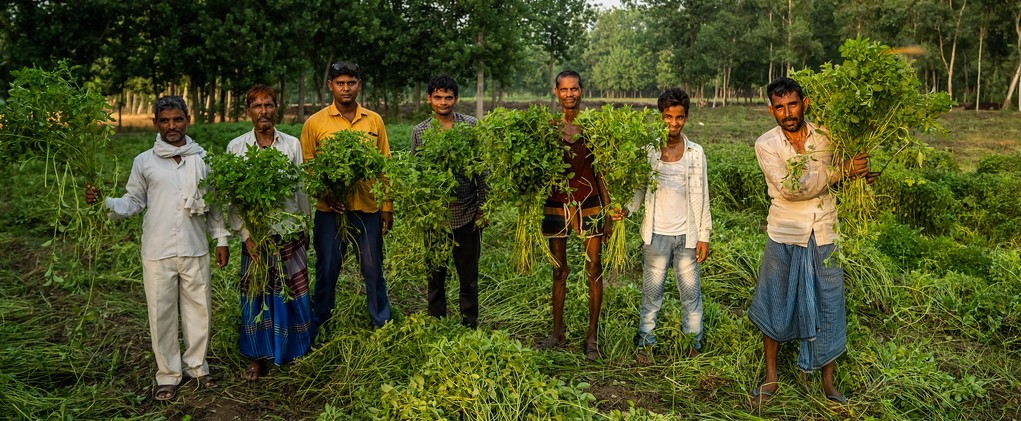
331, 61, 360, 72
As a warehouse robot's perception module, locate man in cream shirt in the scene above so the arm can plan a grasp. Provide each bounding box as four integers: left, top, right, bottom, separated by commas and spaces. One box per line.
747, 78, 870, 407
86, 96, 229, 401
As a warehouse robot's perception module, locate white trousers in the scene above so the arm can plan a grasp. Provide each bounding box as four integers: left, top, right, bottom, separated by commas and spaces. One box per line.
142, 255, 212, 386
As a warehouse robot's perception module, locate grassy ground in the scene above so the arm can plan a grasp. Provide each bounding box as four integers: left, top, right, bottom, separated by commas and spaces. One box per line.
2, 107, 1020, 420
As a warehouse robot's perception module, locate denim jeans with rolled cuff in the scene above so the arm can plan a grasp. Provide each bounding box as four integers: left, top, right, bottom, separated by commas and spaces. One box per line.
634, 234, 703, 350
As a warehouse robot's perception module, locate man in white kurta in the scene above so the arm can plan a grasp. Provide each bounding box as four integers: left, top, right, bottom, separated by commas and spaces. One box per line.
87, 96, 229, 400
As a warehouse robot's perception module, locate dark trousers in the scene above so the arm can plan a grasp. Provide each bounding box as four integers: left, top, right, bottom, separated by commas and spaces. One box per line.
427, 223, 481, 328
312, 210, 391, 332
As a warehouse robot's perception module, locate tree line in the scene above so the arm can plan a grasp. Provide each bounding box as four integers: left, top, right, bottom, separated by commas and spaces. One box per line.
2, 0, 1019, 123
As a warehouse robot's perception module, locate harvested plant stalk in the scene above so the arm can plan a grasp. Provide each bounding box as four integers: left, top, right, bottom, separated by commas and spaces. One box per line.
383, 122, 482, 272
478, 106, 568, 273
304, 130, 386, 237
203, 146, 303, 299
792, 38, 953, 234
0, 61, 114, 290
575, 105, 661, 272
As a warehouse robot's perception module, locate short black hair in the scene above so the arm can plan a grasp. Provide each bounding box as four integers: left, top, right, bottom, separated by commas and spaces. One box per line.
766, 77, 804, 104
657, 88, 690, 113
328, 61, 362, 80
153, 96, 188, 119
427, 75, 459, 97
555, 70, 584, 89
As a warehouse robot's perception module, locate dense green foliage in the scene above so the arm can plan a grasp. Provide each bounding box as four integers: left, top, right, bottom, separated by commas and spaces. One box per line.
478, 106, 569, 272
2, 109, 1021, 420
203, 146, 304, 297
793, 38, 954, 232
575, 105, 662, 271
6, 0, 1020, 123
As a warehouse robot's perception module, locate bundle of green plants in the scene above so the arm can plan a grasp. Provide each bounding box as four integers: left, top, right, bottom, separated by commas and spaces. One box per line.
477, 106, 569, 273
383, 122, 481, 274
791, 37, 954, 233
0, 61, 112, 187
203, 146, 303, 299
0, 61, 114, 289
575, 105, 661, 272
304, 130, 386, 236
383, 152, 457, 273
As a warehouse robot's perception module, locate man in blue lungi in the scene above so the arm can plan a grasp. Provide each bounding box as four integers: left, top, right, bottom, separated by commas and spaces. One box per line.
748, 77, 870, 406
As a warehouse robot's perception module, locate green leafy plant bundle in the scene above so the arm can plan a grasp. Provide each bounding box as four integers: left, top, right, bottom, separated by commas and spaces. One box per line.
478, 106, 569, 273
0, 61, 112, 186
382, 122, 482, 273
0, 61, 114, 290
575, 105, 661, 272
303, 130, 386, 235
791, 38, 954, 233
203, 146, 303, 298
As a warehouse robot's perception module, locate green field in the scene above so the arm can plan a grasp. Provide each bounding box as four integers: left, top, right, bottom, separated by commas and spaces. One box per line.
2, 106, 1020, 420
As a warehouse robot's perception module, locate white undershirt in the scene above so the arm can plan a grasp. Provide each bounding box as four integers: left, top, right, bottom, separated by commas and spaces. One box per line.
652, 158, 689, 235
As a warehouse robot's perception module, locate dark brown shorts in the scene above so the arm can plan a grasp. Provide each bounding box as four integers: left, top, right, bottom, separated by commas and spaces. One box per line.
541, 196, 604, 239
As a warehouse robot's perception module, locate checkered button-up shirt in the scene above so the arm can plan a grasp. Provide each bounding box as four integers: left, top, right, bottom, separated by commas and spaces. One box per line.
410, 113, 490, 229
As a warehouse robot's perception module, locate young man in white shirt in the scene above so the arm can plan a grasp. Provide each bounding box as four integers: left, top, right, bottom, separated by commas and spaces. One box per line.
617, 88, 712, 364
86, 96, 229, 401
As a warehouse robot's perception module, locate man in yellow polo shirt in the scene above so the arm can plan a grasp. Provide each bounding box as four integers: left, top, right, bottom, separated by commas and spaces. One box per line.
300, 61, 394, 331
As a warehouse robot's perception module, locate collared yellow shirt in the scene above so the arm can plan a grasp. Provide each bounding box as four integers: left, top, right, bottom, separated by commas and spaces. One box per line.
300, 103, 393, 213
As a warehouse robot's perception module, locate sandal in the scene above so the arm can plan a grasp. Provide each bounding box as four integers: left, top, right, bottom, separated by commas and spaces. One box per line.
535, 335, 567, 350
584, 342, 601, 361
154, 384, 177, 401
827, 393, 847, 404
195, 374, 217, 388
749, 382, 778, 407
636, 347, 652, 365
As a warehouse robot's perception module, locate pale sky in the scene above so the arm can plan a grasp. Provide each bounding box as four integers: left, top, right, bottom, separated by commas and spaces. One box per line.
588, 0, 623, 10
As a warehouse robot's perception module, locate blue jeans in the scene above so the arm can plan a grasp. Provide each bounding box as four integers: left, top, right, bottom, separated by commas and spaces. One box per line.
312, 210, 391, 332
636, 234, 703, 350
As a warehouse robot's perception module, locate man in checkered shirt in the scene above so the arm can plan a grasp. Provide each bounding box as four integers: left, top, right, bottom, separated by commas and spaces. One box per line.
410, 75, 490, 329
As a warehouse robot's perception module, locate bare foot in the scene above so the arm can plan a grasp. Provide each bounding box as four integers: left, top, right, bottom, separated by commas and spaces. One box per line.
242, 360, 263, 381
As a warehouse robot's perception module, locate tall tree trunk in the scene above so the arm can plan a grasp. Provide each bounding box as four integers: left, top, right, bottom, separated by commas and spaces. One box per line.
278, 78, 286, 122
117, 91, 124, 132
321, 57, 333, 109
768, 8, 775, 85
414, 80, 422, 111
206, 80, 216, 124
712, 73, 719, 109
723, 65, 731, 107
1004, 9, 1021, 111
549, 49, 556, 108
490, 78, 498, 110
937, 0, 968, 100
976, 22, 985, 111
1004, 63, 1021, 110
475, 31, 485, 119
298, 74, 306, 122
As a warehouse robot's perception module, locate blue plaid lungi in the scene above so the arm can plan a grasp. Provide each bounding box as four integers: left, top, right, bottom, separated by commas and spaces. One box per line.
748, 233, 846, 371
